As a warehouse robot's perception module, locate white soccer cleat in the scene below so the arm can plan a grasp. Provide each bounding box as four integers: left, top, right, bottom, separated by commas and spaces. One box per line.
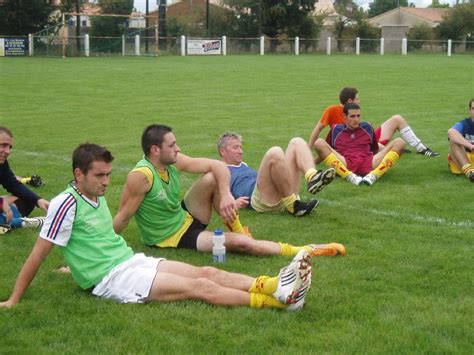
273, 249, 312, 305
21, 217, 45, 229
0, 224, 12, 235
346, 173, 362, 186
360, 173, 378, 186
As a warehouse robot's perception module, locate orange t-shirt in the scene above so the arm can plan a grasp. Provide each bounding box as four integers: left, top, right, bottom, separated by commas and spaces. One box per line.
319, 104, 345, 127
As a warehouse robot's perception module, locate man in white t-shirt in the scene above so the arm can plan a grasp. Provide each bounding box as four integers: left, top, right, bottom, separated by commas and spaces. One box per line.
0, 143, 312, 311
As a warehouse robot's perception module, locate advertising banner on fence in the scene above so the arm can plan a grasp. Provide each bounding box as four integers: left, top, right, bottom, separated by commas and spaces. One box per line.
0, 38, 28, 56
187, 39, 221, 55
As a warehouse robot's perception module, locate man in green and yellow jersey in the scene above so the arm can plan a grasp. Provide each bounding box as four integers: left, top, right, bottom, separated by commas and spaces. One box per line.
113, 124, 345, 258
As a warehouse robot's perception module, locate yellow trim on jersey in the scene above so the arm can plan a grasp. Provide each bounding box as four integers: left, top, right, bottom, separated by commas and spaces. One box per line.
156, 211, 194, 248
131, 167, 154, 186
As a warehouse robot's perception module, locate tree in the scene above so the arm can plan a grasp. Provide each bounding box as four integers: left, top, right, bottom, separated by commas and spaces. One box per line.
407, 23, 434, 50
368, 0, 408, 18
429, 0, 450, 8
437, 3, 474, 42
333, 0, 364, 51
0, 0, 55, 35
223, 0, 318, 41
89, 0, 134, 53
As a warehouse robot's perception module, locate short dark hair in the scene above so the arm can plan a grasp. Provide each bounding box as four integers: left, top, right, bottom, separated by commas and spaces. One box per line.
469, 98, 474, 108
339, 87, 358, 105
72, 143, 114, 175
0, 126, 13, 138
141, 124, 172, 156
343, 103, 360, 115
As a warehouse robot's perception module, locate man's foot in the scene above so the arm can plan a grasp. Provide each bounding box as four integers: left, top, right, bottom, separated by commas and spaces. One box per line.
360, 173, 377, 186
417, 147, 440, 157
29, 174, 44, 187
468, 171, 474, 182
307, 243, 346, 257
273, 249, 312, 305
0, 224, 12, 235
346, 173, 362, 186
292, 199, 319, 217
21, 217, 45, 229
285, 276, 312, 311
307, 168, 336, 194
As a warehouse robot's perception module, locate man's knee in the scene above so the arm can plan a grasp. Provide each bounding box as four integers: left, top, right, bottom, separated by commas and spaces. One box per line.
390, 114, 408, 128
314, 139, 330, 155
192, 277, 222, 304
200, 171, 217, 188
12, 198, 36, 217
392, 138, 406, 152
288, 137, 306, 148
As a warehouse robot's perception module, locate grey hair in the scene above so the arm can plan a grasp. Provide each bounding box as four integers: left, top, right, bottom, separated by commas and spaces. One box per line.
217, 132, 242, 156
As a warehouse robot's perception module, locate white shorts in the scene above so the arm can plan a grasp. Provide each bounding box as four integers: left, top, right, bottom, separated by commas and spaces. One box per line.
92, 253, 165, 304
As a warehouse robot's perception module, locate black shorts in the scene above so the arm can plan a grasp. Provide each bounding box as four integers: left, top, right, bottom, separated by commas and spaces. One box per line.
177, 201, 208, 250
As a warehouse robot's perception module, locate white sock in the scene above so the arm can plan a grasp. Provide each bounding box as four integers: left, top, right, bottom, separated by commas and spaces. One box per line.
400, 126, 425, 152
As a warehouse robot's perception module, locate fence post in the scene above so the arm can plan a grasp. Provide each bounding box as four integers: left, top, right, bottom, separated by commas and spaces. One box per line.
327, 37, 331, 55
122, 35, 125, 56
260, 36, 264, 55
356, 37, 360, 55
447, 39, 452, 56
84, 34, 89, 57
28, 34, 34, 56
402, 38, 407, 55
222, 35, 226, 56
181, 35, 186, 56
295, 36, 299, 56
380, 37, 384, 55
135, 34, 140, 56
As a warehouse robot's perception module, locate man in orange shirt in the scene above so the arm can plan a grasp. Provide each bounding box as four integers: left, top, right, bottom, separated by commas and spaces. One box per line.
308, 87, 439, 160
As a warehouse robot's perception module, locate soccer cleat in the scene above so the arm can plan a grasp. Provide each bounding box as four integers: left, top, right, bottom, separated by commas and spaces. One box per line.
29, 174, 44, 187
21, 217, 45, 229
307, 243, 346, 257
286, 278, 312, 311
292, 199, 319, 217
307, 168, 336, 194
346, 173, 362, 186
360, 173, 377, 186
417, 147, 440, 157
0, 224, 12, 235
468, 171, 474, 182
273, 249, 312, 305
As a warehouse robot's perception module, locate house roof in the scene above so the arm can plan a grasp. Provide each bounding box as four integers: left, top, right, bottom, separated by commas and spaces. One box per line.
369, 7, 448, 25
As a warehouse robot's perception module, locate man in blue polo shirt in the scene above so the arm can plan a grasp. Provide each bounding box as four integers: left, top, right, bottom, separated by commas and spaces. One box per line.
447, 98, 474, 182
217, 132, 335, 217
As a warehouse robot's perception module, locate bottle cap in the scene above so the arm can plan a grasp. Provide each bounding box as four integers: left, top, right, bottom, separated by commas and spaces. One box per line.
214, 228, 223, 235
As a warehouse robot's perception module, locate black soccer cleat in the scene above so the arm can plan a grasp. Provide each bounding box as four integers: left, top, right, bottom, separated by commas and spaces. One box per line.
307, 168, 336, 194
417, 147, 440, 157
292, 199, 319, 217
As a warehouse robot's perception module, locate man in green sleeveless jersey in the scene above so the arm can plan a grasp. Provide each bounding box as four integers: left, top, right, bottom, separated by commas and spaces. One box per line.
113, 125, 345, 258
0, 143, 313, 310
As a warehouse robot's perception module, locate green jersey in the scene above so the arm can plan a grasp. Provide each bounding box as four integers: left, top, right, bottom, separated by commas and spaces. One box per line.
132, 158, 186, 245
40, 183, 134, 289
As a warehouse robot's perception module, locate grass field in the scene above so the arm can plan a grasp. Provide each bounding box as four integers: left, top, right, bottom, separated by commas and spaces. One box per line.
0, 54, 473, 353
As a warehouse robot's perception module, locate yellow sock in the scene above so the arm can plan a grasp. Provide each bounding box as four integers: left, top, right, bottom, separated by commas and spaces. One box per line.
304, 168, 317, 182
461, 163, 474, 177
249, 275, 277, 295
371, 150, 400, 179
279, 242, 308, 256
323, 153, 351, 178
281, 194, 297, 214
225, 211, 246, 234
20, 177, 31, 184
250, 293, 287, 309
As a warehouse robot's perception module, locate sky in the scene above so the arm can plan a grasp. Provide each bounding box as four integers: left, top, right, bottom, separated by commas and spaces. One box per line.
133, 0, 457, 13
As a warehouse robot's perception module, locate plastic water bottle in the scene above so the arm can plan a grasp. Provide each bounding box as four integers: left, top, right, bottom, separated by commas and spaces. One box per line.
212, 228, 226, 263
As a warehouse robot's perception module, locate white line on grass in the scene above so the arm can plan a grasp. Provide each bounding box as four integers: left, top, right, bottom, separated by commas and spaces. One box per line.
320, 198, 473, 229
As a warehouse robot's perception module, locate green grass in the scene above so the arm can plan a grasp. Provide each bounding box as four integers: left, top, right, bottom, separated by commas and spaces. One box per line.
0, 54, 473, 353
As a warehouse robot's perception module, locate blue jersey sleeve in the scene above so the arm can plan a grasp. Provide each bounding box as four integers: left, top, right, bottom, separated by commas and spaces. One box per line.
451, 121, 464, 134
